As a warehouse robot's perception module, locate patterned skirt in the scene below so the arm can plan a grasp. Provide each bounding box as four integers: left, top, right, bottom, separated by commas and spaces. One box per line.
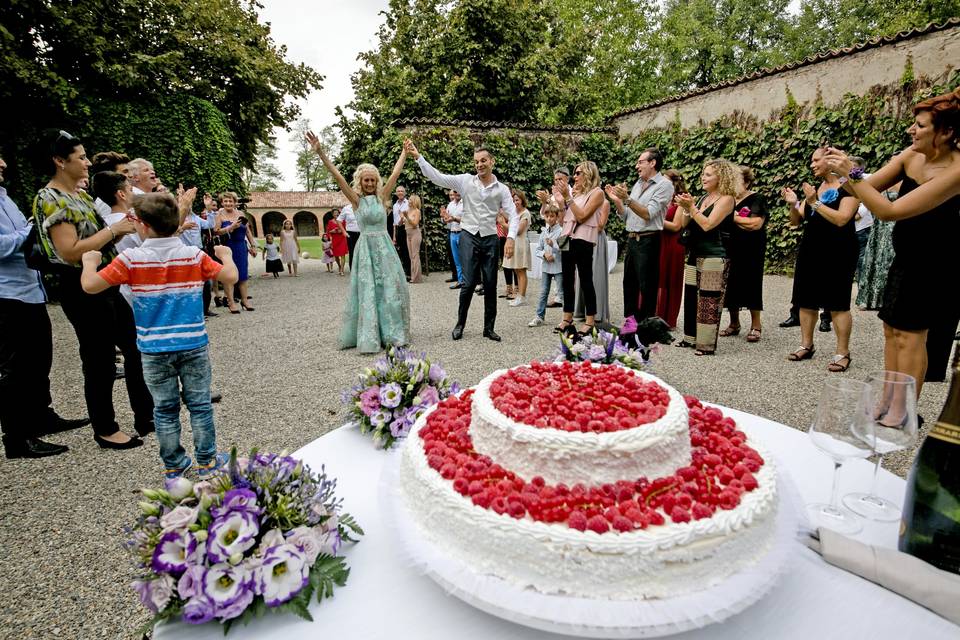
683, 256, 731, 353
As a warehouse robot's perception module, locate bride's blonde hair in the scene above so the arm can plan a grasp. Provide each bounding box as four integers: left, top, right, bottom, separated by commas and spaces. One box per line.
351, 163, 384, 196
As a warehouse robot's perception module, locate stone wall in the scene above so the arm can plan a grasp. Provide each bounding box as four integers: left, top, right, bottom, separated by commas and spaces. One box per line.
613, 24, 959, 136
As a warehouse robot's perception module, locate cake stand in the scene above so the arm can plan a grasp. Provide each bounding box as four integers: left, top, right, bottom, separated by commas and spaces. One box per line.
382, 445, 801, 639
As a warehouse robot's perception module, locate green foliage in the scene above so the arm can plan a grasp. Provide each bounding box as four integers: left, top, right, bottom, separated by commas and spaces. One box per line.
242, 138, 284, 193
291, 120, 340, 191
0, 0, 319, 204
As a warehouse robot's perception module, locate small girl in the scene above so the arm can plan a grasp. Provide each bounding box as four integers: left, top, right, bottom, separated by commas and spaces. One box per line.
280, 219, 300, 277
262, 233, 283, 278
322, 232, 335, 272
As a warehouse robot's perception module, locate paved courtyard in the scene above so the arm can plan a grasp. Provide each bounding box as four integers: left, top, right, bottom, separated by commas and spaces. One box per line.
0, 258, 949, 639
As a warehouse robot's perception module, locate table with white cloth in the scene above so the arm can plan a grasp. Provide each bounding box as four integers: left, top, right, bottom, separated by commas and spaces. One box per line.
527, 240, 618, 280
155, 407, 957, 639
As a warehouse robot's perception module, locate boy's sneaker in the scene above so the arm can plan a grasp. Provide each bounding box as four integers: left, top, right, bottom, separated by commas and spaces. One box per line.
528, 317, 544, 327
197, 452, 231, 478
164, 456, 193, 480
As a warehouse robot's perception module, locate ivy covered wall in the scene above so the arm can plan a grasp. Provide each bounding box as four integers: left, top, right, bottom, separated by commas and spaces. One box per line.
388, 73, 958, 273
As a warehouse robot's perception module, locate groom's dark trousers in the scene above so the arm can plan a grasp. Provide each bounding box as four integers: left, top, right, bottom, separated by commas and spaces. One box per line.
457, 230, 498, 332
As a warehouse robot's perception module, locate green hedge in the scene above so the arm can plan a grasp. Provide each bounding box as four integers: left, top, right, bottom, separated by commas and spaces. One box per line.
3, 94, 241, 212
348, 73, 958, 273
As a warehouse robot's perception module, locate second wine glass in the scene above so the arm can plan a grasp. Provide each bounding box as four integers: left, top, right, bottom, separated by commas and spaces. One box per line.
844, 371, 918, 521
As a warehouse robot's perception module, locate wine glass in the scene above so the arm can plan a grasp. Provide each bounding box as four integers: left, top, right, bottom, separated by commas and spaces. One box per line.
807, 378, 874, 534
843, 371, 918, 521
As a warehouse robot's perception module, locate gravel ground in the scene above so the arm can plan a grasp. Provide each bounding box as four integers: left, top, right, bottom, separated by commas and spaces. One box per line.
0, 258, 950, 639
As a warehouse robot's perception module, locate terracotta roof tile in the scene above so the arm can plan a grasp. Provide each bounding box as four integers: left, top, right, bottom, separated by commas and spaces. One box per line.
608, 18, 960, 121
246, 191, 349, 210
395, 118, 617, 134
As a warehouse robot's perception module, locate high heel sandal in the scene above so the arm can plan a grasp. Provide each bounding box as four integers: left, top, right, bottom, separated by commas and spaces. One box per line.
240, 302, 255, 312
578, 323, 596, 336
553, 320, 572, 334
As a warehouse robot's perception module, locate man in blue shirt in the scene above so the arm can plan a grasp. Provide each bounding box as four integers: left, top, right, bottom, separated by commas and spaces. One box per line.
0, 156, 88, 458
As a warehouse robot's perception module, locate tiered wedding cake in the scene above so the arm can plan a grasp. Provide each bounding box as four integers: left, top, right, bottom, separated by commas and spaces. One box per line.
399, 361, 778, 599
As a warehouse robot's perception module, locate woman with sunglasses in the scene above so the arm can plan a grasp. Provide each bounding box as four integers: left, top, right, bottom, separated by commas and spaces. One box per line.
555, 161, 604, 335
31, 130, 152, 449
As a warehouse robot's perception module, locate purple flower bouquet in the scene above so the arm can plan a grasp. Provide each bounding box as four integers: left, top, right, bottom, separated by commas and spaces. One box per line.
126, 450, 362, 633
557, 324, 651, 371
343, 346, 459, 450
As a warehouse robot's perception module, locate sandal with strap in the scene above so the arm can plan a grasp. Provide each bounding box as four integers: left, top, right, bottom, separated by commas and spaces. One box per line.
719, 325, 741, 337
578, 323, 596, 336
787, 345, 815, 361
675, 340, 695, 348
746, 327, 762, 343
827, 353, 852, 372
553, 320, 572, 334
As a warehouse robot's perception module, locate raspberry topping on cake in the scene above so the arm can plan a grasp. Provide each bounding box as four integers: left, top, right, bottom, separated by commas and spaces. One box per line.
488, 361, 670, 433
419, 390, 765, 534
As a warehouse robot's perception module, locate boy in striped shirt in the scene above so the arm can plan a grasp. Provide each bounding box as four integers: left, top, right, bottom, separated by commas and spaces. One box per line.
81, 192, 238, 479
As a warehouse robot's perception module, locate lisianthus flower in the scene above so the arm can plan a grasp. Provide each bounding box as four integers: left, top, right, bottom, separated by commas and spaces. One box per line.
379, 382, 403, 409
612, 342, 629, 357
132, 575, 174, 613
285, 526, 324, 564
428, 363, 445, 384
211, 487, 261, 520
164, 476, 194, 502
418, 385, 440, 406
151, 529, 196, 574
256, 544, 309, 607
202, 562, 254, 621
206, 511, 259, 563
192, 481, 216, 500
369, 409, 392, 428
182, 595, 216, 625
159, 505, 198, 533
586, 344, 607, 362
389, 415, 410, 438
570, 342, 587, 356
177, 565, 205, 599
450, 381, 461, 395
359, 385, 381, 416
257, 528, 285, 556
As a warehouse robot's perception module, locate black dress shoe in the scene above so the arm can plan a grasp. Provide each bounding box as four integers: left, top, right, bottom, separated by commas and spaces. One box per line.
4, 437, 69, 459
778, 315, 800, 328
135, 421, 155, 437
452, 324, 464, 340
475, 288, 484, 296
211, 390, 222, 403
94, 434, 143, 450
204, 310, 218, 318
819, 318, 832, 333
445, 277, 457, 283
449, 283, 462, 289
546, 302, 562, 308
41, 415, 90, 436
483, 329, 502, 342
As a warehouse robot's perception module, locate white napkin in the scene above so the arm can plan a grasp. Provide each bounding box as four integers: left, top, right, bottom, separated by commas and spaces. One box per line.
805, 527, 960, 626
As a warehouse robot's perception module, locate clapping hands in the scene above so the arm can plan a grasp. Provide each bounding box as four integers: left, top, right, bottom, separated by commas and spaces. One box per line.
604, 183, 629, 203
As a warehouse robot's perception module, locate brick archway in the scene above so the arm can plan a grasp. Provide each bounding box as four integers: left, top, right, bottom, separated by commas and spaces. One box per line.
294, 210, 320, 236
261, 211, 286, 236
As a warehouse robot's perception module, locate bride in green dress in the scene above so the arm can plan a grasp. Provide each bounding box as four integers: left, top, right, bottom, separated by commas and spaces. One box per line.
306, 131, 410, 352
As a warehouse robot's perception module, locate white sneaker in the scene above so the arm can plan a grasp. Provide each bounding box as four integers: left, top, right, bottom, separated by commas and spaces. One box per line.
528, 317, 544, 327
509, 295, 525, 307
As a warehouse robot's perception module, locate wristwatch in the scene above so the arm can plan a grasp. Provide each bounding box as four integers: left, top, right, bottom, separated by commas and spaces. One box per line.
624, 197, 634, 208
810, 200, 823, 211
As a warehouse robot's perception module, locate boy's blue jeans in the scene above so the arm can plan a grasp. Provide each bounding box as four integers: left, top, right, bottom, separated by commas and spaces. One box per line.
536, 271, 563, 320
141, 345, 216, 469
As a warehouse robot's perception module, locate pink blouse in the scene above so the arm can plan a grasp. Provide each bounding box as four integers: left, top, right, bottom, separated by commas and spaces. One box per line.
561, 187, 601, 244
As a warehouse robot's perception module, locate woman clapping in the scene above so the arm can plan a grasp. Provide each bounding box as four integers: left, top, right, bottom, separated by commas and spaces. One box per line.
675, 159, 740, 355
782, 148, 860, 371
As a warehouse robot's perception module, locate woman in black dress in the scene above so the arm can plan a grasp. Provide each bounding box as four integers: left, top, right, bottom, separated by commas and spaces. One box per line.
824, 87, 960, 407
782, 148, 860, 372
721, 166, 767, 343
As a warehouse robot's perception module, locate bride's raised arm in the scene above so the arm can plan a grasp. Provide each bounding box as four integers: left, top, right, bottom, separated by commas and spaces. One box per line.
305, 131, 360, 209
381, 144, 409, 204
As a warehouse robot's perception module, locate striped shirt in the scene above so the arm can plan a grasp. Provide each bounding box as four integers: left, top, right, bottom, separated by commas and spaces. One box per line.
98, 237, 222, 353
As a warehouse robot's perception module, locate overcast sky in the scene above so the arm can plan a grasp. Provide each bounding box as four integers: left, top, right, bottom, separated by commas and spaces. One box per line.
256, 0, 389, 190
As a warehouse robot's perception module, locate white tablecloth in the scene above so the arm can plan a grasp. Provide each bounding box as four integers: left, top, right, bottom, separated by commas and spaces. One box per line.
527, 240, 618, 280
156, 407, 958, 639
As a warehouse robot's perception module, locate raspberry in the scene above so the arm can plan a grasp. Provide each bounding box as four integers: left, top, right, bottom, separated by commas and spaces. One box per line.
740, 472, 758, 491
677, 466, 698, 481
491, 496, 508, 514
670, 506, 691, 523
508, 502, 526, 519
718, 491, 740, 510
471, 491, 492, 508
647, 510, 665, 526
440, 463, 457, 479
692, 503, 714, 519
468, 480, 484, 495
531, 476, 546, 488
587, 515, 610, 534
612, 515, 633, 532
567, 511, 588, 531
452, 478, 469, 495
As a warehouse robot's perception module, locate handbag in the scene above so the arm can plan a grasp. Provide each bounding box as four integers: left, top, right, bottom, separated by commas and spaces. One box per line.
23, 220, 55, 272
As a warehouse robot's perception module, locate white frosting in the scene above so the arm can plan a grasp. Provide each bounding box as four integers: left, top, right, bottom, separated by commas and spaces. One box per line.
398, 368, 780, 600
470, 367, 691, 486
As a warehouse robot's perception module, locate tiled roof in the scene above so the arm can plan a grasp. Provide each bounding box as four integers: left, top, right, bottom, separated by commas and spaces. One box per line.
246, 191, 349, 210
395, 118, 617, 134
609, 18, 960, 121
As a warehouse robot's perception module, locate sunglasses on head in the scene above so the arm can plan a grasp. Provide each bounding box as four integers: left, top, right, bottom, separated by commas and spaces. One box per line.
57, 130, 78, 144
574, 170, 583, 176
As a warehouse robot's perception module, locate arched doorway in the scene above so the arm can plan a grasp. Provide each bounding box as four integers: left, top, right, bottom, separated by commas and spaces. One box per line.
261, 211, 286, 236
294, 210, 320, 236
245, 215, 259, 238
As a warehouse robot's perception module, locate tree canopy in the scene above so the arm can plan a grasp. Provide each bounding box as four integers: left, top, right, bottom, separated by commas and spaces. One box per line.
0, 0, 322, 200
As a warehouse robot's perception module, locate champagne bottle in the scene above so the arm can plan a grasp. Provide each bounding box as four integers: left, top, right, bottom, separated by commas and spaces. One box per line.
899, 344, 960, 573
